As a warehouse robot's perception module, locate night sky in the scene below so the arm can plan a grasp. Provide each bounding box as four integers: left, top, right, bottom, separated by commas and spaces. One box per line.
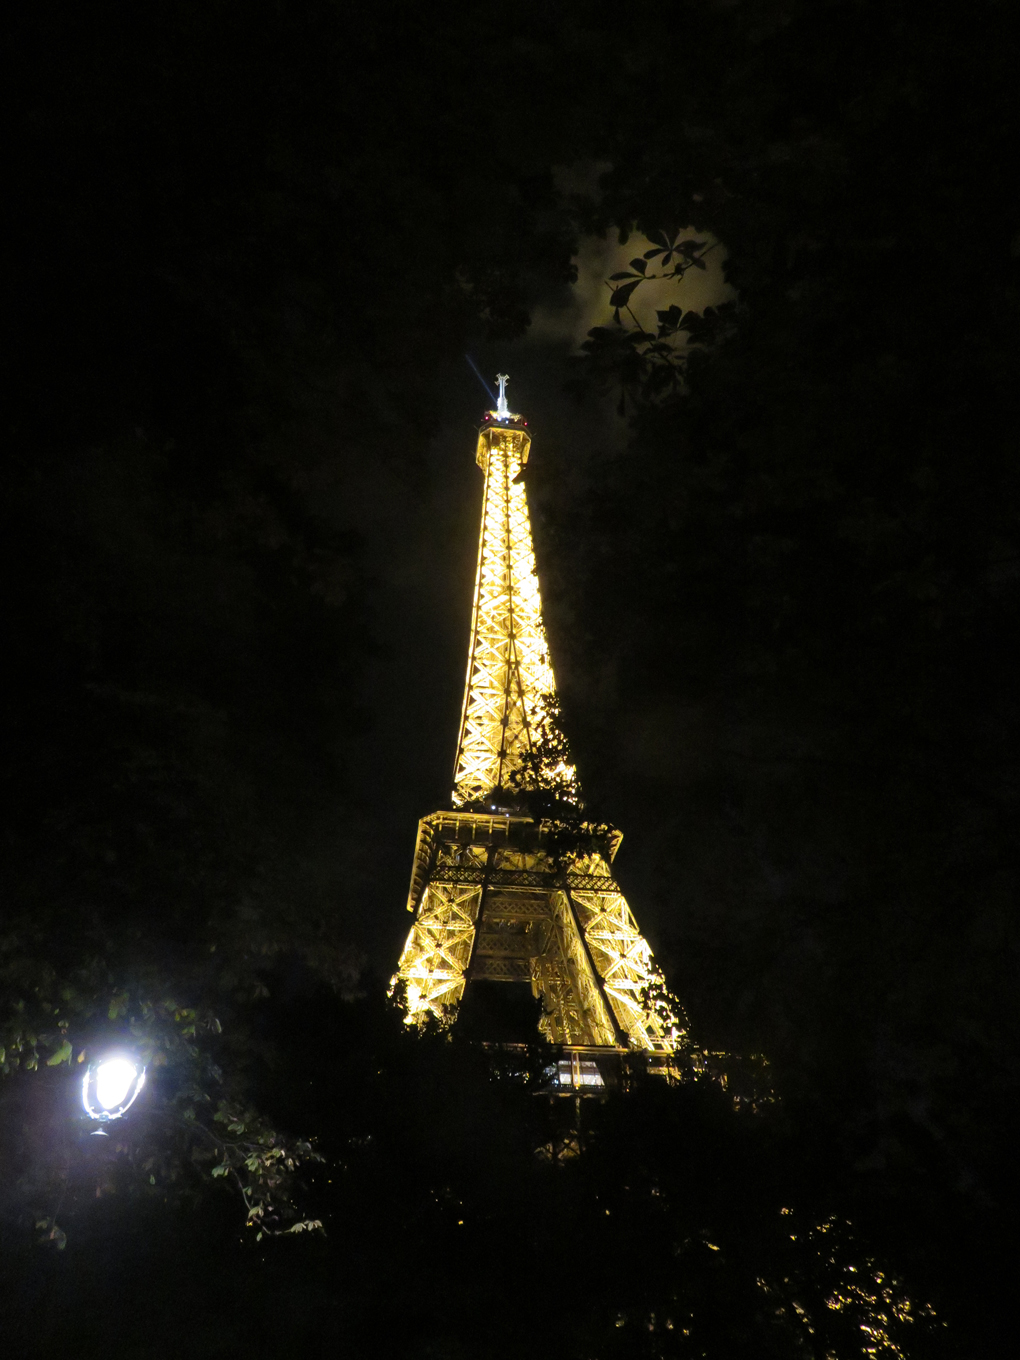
4, 3, 1018, 1356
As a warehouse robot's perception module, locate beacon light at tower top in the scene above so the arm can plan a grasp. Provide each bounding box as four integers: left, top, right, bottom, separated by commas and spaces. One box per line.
495, 372, 511, 420
483, 372, 527, 426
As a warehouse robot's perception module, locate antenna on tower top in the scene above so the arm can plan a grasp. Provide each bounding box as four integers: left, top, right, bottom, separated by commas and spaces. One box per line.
496, 373, 510, 419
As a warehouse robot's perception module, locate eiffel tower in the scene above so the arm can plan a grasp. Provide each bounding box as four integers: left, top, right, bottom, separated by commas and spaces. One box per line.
394, 376, 682, 1059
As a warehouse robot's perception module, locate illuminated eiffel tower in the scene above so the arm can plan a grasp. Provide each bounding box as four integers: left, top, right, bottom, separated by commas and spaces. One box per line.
394, 376, 681, 1059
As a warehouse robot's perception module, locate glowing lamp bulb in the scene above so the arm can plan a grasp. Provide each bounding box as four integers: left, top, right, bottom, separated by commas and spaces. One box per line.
96, 1058, 137, 1109
82, 1054, 146, 1120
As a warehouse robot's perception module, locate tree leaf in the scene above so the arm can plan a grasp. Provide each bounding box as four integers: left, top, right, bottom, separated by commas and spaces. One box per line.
46, 1039, 73, 1066
609, 280, 642, 308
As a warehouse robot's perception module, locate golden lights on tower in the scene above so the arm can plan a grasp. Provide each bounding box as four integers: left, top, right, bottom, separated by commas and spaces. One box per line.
452, 383, 573, 807
394, 376, 682, 1055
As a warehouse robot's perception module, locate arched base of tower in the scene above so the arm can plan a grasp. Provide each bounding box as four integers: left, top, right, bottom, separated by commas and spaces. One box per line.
393, 809, 684, 1053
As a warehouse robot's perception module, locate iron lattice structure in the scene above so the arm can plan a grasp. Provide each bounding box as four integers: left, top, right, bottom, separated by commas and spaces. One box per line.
451, 412, 570, 805
395, 381, 682, 1054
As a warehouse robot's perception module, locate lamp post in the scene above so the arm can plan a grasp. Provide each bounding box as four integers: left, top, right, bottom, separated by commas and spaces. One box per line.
81, 1054, 146, 1122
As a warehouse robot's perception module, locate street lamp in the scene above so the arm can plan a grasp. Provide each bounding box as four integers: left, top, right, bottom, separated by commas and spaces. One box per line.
81, 1054, 146, 1121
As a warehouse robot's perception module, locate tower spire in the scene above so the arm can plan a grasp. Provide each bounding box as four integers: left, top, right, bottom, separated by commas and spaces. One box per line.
495, 372, 510, 419
393, 381, 683, 1061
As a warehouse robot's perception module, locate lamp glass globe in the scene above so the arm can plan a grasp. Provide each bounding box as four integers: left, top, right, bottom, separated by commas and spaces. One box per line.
95, 1057, 139, 1111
